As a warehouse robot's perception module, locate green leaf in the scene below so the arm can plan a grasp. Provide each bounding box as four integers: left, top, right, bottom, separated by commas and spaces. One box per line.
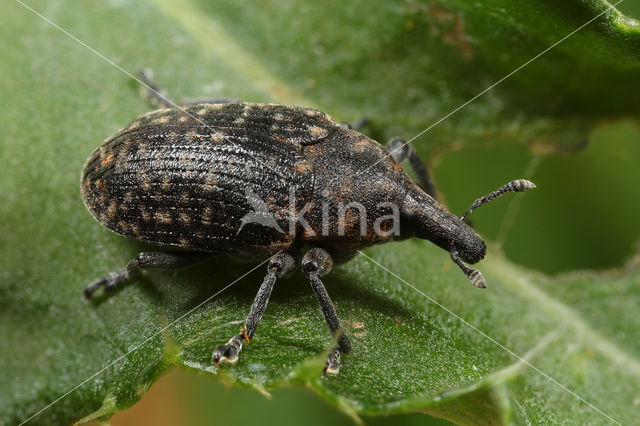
1, 0, 639, 425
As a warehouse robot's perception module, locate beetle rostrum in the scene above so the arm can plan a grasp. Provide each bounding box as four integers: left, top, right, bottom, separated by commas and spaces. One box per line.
82, 75, 535, 375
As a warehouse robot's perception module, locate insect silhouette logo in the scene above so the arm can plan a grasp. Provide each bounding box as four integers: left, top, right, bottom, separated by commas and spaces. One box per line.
236, 187, 286, 235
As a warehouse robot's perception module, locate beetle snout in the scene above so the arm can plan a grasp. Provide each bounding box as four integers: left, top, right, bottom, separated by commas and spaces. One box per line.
454, 229, 486, 264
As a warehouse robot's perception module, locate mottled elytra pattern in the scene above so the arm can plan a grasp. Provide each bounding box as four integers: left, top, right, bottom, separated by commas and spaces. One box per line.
81, 103, 341, 255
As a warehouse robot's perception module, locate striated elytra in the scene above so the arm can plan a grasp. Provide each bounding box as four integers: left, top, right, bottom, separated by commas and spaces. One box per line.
82, 99, 535, 375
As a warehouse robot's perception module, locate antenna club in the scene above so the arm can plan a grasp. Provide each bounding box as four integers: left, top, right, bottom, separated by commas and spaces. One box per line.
513, 179, 536, 191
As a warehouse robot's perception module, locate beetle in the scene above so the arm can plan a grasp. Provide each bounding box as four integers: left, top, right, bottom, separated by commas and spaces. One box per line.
81, 73, 535, 375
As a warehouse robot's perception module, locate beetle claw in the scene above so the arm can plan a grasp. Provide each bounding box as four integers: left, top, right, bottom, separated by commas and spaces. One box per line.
212, 335, 244, 366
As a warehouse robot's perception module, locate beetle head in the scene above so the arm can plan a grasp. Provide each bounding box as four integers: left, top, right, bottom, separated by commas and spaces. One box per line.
401, 179, 535, 288
452, 225, 486, 264
400, 191, 485, 263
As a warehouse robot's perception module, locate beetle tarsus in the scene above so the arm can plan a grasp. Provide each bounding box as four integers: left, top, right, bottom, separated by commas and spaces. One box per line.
212, 335, 244, 365
323, 348, 341, 375
83, 251, 211, 298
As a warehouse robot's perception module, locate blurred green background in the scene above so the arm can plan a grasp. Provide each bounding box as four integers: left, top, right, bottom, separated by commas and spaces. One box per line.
2, 0, 640, 424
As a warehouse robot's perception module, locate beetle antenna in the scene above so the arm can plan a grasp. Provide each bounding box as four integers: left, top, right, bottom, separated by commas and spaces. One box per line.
461, 179, 535, 221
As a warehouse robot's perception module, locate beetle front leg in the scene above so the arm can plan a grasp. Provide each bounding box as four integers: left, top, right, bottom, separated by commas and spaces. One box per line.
385, 137, 437, 198
212, 252, 295, 366
302, 248, 351, 375
84, 251, 212, 298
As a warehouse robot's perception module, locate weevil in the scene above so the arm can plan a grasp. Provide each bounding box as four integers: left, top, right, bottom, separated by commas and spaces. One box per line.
81, 72, 535, 375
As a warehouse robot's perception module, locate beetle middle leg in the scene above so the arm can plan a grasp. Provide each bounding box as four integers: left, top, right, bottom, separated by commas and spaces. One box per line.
386, 137, 437, 198
84, 251, 212, 298
302, 248, 351, 375
212, 252, 296, 366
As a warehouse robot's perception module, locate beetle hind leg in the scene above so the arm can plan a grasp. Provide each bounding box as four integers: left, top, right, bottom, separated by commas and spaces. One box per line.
302, 248, 351, 375
212, 252, 295, 366
84, 251, 212, 298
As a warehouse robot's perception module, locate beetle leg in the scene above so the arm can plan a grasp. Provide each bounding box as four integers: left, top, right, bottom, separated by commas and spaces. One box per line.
84, 251, 212, 298
138, 69, 176, 108
385, 137, 437, 198
212, 252, 295, 366
302, 248, 351, 375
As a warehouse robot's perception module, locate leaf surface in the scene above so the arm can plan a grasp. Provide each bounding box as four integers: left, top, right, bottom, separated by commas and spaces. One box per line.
1, 0, 639, 424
